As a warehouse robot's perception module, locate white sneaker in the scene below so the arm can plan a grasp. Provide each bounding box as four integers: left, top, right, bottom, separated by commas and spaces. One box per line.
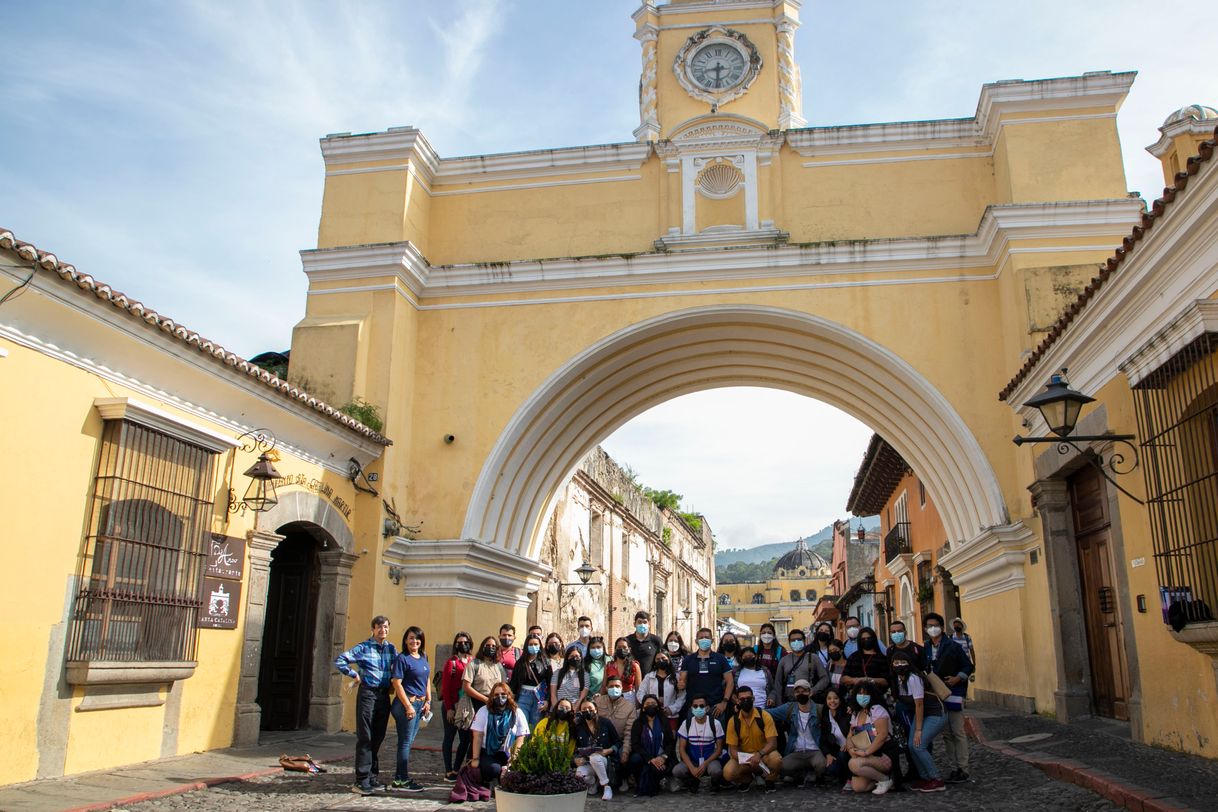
871, 779, 894, 795
601, 786, 614, 801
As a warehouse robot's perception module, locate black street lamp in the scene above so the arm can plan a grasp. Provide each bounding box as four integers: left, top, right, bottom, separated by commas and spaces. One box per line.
1013, 368, 1142, 504
557, 561, 601, 612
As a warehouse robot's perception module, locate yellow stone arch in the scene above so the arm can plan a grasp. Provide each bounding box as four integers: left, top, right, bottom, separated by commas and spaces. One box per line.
462, 304, 1009, 560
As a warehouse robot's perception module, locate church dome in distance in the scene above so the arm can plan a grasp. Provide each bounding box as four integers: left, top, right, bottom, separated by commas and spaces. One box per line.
773, 537, 828, 575
1163, 104, 1218, 127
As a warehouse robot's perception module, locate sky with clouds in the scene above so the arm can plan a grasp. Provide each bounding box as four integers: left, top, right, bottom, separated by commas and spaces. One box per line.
3, 1, 1214, 548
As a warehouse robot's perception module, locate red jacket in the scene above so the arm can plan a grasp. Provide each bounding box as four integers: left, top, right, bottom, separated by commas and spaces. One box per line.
441, 655, 471, 709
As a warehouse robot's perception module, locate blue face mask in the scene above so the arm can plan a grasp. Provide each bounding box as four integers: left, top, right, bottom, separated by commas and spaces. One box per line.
790, 639, 805, 652
691, 706, 708, 719
856, 695, 871, 708
636, 624, 649, 636
607, 687, 622, 699
890, 632, 905, 645
697, 638, 712, 651
527, 644, 540, 655
589, 648, 603, 659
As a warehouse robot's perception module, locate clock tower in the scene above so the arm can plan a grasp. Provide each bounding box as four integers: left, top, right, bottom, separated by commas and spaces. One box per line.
632, 0, 804, 142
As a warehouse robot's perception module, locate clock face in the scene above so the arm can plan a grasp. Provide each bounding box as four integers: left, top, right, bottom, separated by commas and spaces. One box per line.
688, 43, 747, 91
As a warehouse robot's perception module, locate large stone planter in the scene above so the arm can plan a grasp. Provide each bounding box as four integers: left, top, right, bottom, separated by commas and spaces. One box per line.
494, 788, 586, 812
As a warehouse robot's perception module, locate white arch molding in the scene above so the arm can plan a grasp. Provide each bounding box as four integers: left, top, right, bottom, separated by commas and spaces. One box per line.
462, 305, 1009, 561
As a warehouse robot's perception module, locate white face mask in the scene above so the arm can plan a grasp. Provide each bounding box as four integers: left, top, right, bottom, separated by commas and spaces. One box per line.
846, 627, 860, 639
927, 625, 943, 638
579, 627, 591, 638
760, 633, 774, 644
667, 641, 680, 652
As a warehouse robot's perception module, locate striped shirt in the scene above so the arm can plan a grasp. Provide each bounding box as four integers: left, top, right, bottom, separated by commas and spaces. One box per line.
335, 638, 397, 688
678, 717, 723, 765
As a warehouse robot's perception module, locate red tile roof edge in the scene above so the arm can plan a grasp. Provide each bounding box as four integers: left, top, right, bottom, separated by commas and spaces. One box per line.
0, 229, 392, 446
998, 125, 1218, 402
845, 433, 912, 516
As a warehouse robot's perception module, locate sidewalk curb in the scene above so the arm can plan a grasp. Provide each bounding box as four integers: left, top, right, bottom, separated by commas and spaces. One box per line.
965, 715, 1200, 812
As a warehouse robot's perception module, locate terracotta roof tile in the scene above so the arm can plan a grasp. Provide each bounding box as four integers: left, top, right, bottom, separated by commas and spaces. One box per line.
998, 125, 1218, 402
846, 433, 911, 516
0, 229, 391, 446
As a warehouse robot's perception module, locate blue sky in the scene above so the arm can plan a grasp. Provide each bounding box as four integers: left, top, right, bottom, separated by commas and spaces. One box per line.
3, 1, 1213, 547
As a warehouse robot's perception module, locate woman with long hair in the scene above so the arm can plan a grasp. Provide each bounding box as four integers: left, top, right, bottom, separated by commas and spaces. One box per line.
752, 623, 785, 679
439, 631, 474, 782
551, 646, 588, 708
584, 636, 607, 695
817, 685, 853, 783
844, 679, 894, 795
891, 648, 947, 792
573, 697, 621, 800
469, 682, 530, 785
717, 632, 741, 668
462, 636, 503, 710
389, 626, 430, 791
663, 631, 689, 671
533, 697, 577, 760
544, 632, 566, 674
635, 652, 685, 732
626, 693, 675, 797
510, 633, 552, 729
604, 636, 642, 700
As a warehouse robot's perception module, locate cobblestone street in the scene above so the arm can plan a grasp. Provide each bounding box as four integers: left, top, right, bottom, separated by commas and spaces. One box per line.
112, 740, 1118, 812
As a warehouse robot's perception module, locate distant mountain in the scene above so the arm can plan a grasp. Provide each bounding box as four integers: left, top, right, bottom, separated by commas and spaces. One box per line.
715, 516, 879, 570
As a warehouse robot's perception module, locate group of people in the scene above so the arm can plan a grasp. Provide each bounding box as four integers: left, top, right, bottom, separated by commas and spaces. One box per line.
333, 609, 976, 799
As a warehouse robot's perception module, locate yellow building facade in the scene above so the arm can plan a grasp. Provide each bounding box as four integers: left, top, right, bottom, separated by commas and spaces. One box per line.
716, 539, 831, 639
0, 231, 391, 785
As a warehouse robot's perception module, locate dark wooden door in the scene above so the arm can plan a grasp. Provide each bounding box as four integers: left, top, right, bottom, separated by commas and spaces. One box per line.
1069, 465, 1130, 720
258, 534, 320, 730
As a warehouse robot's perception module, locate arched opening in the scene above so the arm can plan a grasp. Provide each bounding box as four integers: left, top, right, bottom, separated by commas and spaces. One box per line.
257, 523, 324, 731
463, 305, 1007, 563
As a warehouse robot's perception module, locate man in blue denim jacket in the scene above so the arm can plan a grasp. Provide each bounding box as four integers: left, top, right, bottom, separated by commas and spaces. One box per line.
767, 679, 825, 785
335, 615, 397, 794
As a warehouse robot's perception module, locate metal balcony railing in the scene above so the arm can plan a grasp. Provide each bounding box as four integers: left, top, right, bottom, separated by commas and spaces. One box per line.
884, 522, 912, 564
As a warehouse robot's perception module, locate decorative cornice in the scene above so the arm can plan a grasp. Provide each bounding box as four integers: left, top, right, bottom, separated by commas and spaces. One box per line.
1119, 300, 1218, 387
1146, 116, 1218, 158
938, 523, 1036, 602
383, 538, 551, 607
94, 397, 240, 453
789, 73, 1133, 158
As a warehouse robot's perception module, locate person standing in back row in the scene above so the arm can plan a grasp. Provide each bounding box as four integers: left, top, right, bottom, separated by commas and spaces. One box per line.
627, 611, 663, 675
335, 616, 397, 796
679, 627, 734, 719
920, 613, 973, 785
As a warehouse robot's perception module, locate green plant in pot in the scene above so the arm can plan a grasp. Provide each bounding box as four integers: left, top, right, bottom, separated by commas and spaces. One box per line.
498, 731, 586, 810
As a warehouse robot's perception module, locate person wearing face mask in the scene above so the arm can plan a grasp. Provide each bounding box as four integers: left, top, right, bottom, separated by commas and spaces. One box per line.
678, 628, 734, 720
544, 633, 566, 675
775, 629, 830, 704
627, 611, 664, 675
463, 636, 505, 711
496, 624, 522, 677
822, 639, 848, 700
567, 617, 594, 657
843, 616, 886, 658
510, 634, 552, 728
604, 636, 642, 700
439, 632, 474, 782
845, 679, 894, 794
891, 649, 946, 792
919, 612, 973, 784
573, 698, 621, 800
717, 632, 741, 668
551, 649, 588, 709
723, 685, 782, 791
767, 679, 825, 786
636, 654, 685, 730
752, 623, 785, 678
584, 636, 607, 695
951, 617, 975, 664
812, 622, 835, 667
527, 625, 544, 643
733, 649, 775, 709
842, 628, 891, 692
886, 619, 923, 663
663, 631, 689, 672
673, 697, 725, 793
625, 694, 675, 796
335, 616, 397, 795
534, 698, 578, 760
469, 682, 531, 785
595, 675, 638, 748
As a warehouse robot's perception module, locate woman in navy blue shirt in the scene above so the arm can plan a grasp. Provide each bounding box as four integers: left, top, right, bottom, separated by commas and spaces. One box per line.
389, 625, 431, 792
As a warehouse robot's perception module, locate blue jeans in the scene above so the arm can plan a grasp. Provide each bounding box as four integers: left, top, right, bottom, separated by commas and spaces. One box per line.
907, 712, 946, 780
391, 698, 424, 781
516, 685, 544, 728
